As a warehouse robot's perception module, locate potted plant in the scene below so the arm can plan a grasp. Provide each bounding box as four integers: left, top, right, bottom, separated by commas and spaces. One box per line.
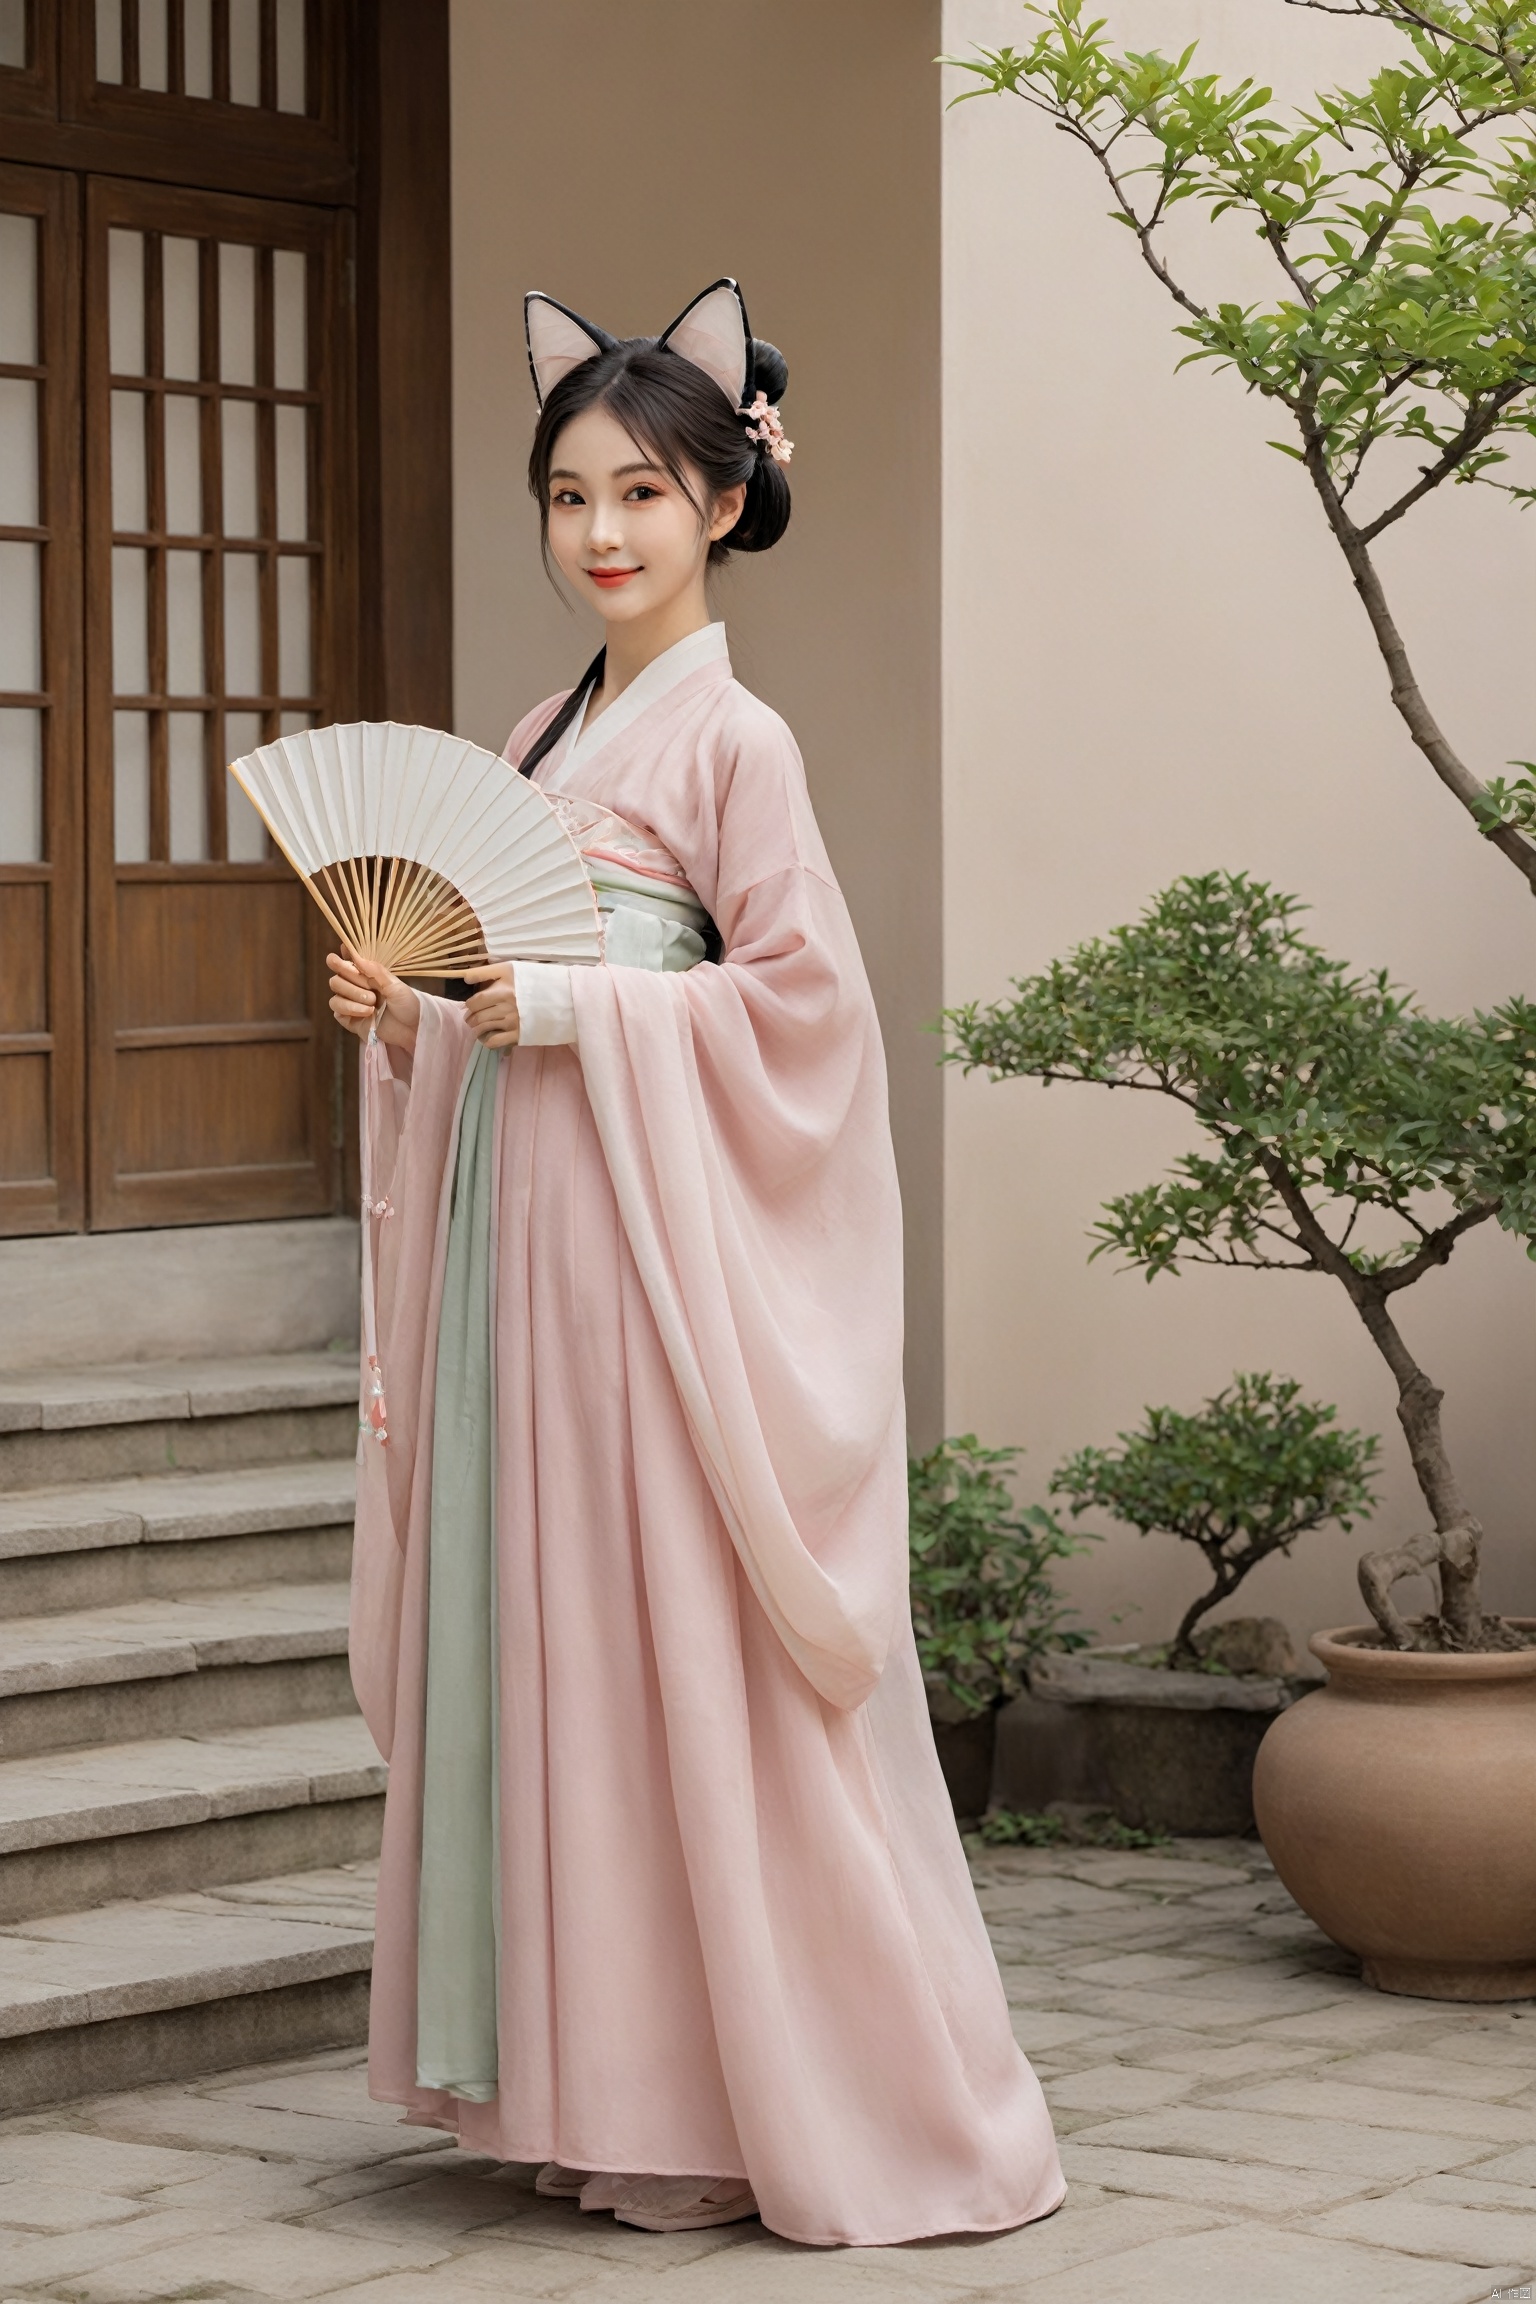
947, 871, 1536, 1989
908, 1434, 1094, 1817
942, 0, 1536, 887
1026, 1374, 1379, 1834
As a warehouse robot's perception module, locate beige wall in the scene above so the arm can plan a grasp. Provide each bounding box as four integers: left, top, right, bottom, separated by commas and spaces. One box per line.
449, 0, 947, 1438
942, 0, 1536, 1649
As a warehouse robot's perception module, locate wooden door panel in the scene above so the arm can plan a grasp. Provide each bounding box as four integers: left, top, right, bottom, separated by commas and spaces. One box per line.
115, 872, 308, 1025
85, 171, 353, 1228
0, 158, 84, 1233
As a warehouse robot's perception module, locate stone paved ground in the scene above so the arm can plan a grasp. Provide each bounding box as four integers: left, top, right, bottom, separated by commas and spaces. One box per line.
4, 1838, 1536, 2303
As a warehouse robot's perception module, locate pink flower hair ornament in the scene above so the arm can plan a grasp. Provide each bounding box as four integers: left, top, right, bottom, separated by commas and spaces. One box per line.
741, 391, 793, 465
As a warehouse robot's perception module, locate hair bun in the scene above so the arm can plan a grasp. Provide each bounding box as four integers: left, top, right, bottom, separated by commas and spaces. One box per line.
750, 338, 788, 406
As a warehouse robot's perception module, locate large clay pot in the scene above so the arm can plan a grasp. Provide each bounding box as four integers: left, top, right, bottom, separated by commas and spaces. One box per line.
1254, 1624, 1536, 2001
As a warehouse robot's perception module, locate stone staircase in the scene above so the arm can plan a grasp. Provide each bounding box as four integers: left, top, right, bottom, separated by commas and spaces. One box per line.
0, 1353, 384, 2112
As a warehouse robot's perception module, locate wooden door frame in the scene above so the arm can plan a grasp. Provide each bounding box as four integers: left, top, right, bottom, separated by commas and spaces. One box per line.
0, 0, 451, 1234
0, 157, 85, 1235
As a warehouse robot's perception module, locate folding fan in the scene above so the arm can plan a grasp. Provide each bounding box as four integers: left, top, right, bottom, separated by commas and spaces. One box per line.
230, 721, 603, 1454
228, 720, 603, 976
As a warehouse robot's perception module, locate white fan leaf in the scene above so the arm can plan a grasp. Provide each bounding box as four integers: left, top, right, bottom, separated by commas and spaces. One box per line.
229, 721, 603, 972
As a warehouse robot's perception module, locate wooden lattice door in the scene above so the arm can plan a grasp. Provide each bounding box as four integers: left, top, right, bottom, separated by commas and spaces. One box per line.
83, 175, 354, 1226
0, 1, 446, 1237
0, 160, 84, 1235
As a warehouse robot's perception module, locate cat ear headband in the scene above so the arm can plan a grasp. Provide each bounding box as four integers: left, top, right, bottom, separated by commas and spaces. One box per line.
524, 278, 792, 464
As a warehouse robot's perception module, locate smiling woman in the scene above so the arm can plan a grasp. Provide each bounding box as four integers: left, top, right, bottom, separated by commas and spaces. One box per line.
332, 278, 1063, 2250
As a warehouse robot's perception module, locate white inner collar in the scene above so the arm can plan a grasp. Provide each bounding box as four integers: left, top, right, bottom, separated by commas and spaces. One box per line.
547, 621, 729, 789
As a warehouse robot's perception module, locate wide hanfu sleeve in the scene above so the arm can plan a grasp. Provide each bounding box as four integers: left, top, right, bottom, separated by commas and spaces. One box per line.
568, 704, 910, 1712
348, 992, 476, 1757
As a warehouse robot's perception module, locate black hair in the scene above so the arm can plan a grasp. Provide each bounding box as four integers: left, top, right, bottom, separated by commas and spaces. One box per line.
527, 334, 791, 575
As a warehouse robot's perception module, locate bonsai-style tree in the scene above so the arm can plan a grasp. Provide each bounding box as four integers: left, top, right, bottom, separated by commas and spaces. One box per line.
946, 871, 1536, 1651
1051, 1371, 1381, 1663
909, 1434, 1095, 1716
943, 0, 1536, 883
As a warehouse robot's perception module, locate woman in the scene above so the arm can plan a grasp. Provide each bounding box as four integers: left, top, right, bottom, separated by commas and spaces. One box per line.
328, 279, 1063, 2248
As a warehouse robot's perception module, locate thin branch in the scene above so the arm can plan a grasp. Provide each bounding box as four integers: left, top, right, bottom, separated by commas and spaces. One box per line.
1053, 119, 1211, 321
1260, 216, 1321, 309
1356, 382, 1530, 545
1377, 1198, 1500, 1291
1292, 404, 1536, 891
1285, 0, 1534, 75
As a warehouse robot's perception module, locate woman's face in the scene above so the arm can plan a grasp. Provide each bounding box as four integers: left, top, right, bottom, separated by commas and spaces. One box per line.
545, 403, 745, 629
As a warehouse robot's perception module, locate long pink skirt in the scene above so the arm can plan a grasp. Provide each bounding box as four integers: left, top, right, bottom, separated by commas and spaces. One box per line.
365, 1043, 1064, 2247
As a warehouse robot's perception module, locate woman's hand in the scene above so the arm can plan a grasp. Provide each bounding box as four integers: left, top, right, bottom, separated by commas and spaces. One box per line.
463, 962, 520, 1049
327, 952, 420, 1053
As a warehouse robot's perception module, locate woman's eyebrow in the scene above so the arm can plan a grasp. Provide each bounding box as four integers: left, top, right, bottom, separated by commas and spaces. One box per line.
614, 460, 665, 478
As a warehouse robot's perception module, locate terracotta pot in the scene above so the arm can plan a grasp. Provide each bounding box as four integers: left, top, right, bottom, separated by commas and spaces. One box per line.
929, 1707, 997, 1821
1253, 1623, 1536, 2001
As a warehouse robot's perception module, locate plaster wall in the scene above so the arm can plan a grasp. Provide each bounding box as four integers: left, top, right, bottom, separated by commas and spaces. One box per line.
449, 0, 947, 1438
942, 0, 1536, 1651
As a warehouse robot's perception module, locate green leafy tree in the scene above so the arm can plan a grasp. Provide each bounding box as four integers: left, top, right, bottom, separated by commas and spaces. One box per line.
1051, 1372, 1381, 1661
946, 871, 1536, 1651
909, 1435, 1096, 1716
941, 0, 1536, 880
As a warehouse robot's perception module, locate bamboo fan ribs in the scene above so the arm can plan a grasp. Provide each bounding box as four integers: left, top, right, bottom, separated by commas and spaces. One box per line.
228, 721, 603, 976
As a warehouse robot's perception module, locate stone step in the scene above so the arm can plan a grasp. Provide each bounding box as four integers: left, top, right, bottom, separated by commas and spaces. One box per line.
0, 1716, 386, 1922
0, 1581, 355, 1759
0, 1352, 360, 1493
0, 1459, 358, 1616
0, 1859, 377, 2111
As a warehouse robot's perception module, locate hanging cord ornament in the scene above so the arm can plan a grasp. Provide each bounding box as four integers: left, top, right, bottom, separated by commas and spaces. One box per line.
740, 391, 793, 464
357, 1017, 394, 1450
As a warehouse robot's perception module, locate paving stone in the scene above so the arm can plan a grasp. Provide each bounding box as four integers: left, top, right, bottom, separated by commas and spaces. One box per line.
1044, 1854, 1251, 1893
1423, 2025, 1536, 2072
302, 2167, 543, 2244
0, 2125, 225, 2190
1117, 2032, 1331, 2080
1304, 2173, 1536, 2267
1061, 2139, 1374, 2215
1004, 2008, 1124, 2053
87, 2089, 454, 2167
1213, 2076, 1536, 2145
1046, 2063, 1197, 2114
1472, 2149, 1536, 2187
1010, 2222, 1517, 2303
1072, 2104, 1490, 2178
464, 2199, 767, 2273
1058, 1951, 1214, 1986
208, 2064, 418, 2126
0, 2205, 226, 2288
1154, 1971, 1365, 2021
60, 2216, 453, 2301
1324, 2049, 1536, 2103
311, 2274, 588, 2304
1254, 1995, 1470, 2046
0, 2177, 144, 2229
973, 1878, 1132, 1921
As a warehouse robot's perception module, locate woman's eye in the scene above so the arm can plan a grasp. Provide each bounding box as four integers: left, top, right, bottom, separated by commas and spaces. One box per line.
626, 485, 661, 502
552, 490, 584, 507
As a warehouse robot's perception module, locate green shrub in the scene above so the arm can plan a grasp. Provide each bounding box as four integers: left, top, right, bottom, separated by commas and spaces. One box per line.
909, 1435, 1096, 1718
1053, 1373, 1380, 1663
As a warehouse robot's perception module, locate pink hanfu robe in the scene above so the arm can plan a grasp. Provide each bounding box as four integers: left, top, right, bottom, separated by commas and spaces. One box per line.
349, 627, 1064, 2247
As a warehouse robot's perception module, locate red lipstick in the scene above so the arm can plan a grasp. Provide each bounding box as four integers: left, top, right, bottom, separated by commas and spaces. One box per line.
588, 568, 640, 589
